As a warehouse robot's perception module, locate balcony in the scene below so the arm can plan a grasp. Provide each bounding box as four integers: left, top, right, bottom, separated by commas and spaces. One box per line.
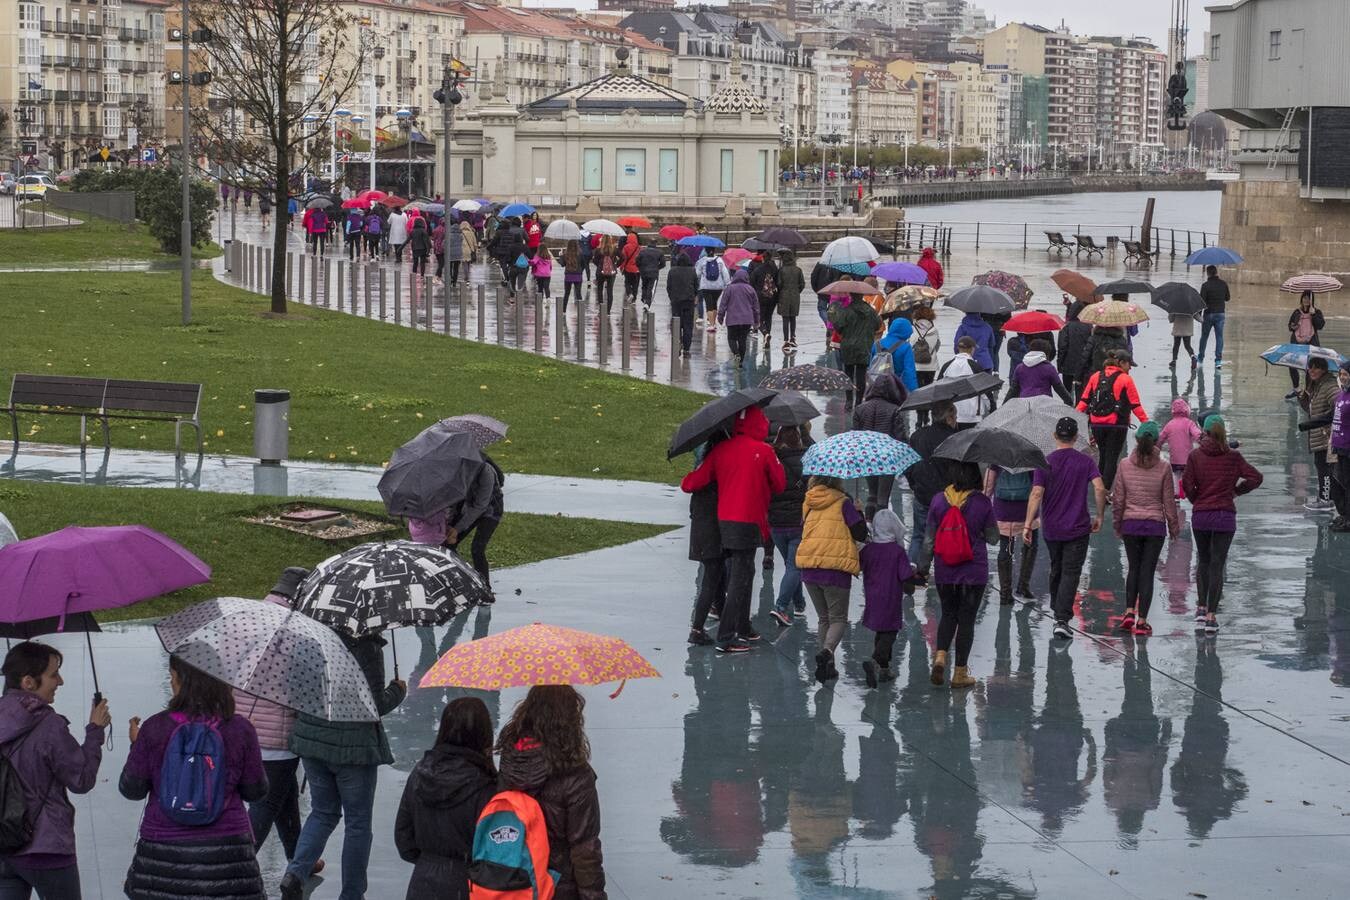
70, 21, 86, 34
86, 58, 102, 71
133, 27, 147, 41
87, 91, 103, 103
40, 19, 53, 32
132, 60, 147, 72
41, 55, 55, 66
69, 90, 85, 101
119, 26, 132, 39
88, 23, 103, 35
55, 89, 70, 101
118, 60, 134, 73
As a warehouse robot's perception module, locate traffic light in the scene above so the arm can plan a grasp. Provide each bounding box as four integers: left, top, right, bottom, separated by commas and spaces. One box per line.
190, 72, 212, 86
169, 70, 183, 84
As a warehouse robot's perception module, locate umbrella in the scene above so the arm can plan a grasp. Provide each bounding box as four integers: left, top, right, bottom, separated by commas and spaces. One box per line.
1051, 269, 1097, 302
1185, 246, 1243, 266
764, 391, 821, 427
820, 236, 879, 267
1282, 274, 1343, 294
756, 226, 808, 249
722, 248, 755, 267
735, 258, 753, 269
977, 397, 1090, 458
871, 261, 929, 286
582, 218, 626, 238
499, 202, 535, 218
1078, 299, 1149, 327
833, 261, 873, 277
660, 224, 695, 241
973, 270, 1034, 308
451, 198, 482, 212
432, 413, 508, 450
933, 427, 1048, 471
407, 201, 445, 216
1151, 282, 1206, 318
418, 622, 660, 695
0, 513, 16, 548
676, 234, 725, 249
0, 525, 211, 698
1093, 278, 1153, 296
341, 197, 370, 210
615, 215, 651, 229
1260, 343, 1347, 372
742, 237, 788, 252
305, 196, 333, 209
883, 285, 941, 315
759, 364, 857, 392
801, 431, 921, 479
945, 285, 1014, 315
820, 280, 877, 295
377, 429, 483, 520
156, 597, 380, 722
544, 219, 583, 241
382, 195, 409, 209
668, 388, 776, 459
1002, 310, 1064, 333
357, 189, 387, 201
900, 372, 1003, 411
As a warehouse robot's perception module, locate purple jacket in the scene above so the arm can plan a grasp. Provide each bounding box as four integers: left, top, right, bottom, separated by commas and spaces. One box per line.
0, 691, 104, 862
860, 542, 913, 632
954, 313, 995, 370
717, 270, 760, 327
1333, 389, 1350, 452
1008, 356, 1069, 401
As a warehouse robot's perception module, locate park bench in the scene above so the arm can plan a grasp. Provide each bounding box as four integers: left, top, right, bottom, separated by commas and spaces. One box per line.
1074, 235, 1104, 258
1045, 231, 1074, 254
1123, 240, 1160, 266
4, 374, 204, 459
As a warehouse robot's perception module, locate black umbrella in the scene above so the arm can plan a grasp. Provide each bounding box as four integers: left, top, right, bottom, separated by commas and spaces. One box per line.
1151, 282, 1205, 317
378, 429, 483, 519
742, 237, 789, 252
932, 426, 1049, 470
945, 285, 1015, 315
756, 226, 808, 249
668, 388, 776, 459
899, 372, 1003, 411
1093, 278, 1154, 296
305, 196, 334, 210
759, 364, 856, 392
765, 390, 821, 427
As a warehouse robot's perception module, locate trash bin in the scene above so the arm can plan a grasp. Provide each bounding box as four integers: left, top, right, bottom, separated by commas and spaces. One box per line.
253, 389, 290, 464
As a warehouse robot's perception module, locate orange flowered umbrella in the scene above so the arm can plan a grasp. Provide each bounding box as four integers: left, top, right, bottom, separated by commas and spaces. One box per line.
418, 622, 660, 697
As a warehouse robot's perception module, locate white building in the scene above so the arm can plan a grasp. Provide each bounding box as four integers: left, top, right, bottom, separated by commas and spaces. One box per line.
812, 46, 854, 140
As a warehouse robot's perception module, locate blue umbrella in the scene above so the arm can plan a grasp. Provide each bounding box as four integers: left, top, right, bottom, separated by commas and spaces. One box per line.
802, 431, 921, 479
1185, 246, 1243, 266
833, 261, 873, 277
1260, 343, 1346, 372
676, 234, 726, 249
499, 202, 535, 218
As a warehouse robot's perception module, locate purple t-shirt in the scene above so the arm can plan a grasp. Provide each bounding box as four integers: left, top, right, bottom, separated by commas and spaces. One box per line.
926, 492, 996, 585
1333, 390, 1350, 451
122, 711, 265, 843
802, 498, 864, 589
1033, 449, 1101, 541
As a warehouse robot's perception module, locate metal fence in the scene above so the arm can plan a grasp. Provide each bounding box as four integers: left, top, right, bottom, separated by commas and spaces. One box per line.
0, 194, 79, 229
896, 219, 1217, 258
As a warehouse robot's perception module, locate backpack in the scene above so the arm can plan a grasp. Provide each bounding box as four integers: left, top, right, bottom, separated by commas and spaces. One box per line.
468, 789, 557, 900
365, 216, 382, 236
157, 714, 227, 827
932, 503, 973, 566
912, 331, 933, 365
704, 258, 721, 282
515, 253, 530, 269
1087, 369, 1124, 419
758, 269, 778, 299
995, 470, 1033, 501
600, 254, 615, 276
867, 337, 898, 379
0, 730, 45, 855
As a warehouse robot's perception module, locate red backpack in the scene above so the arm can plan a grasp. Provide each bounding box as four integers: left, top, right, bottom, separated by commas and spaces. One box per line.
932, 503, 973, 566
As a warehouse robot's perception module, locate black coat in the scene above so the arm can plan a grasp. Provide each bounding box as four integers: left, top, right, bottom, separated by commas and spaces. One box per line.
409, 225, 432, 254
394, 744, 497, 900
905, 422, 957, 507
1082, 327, 1129, 374
767, 447, 806, 529
851, 375, 908, 442
688, 484, 721, 561
749, 260, 781, 303
666, 256, 699, 310
491, 225, 526, 263
124, 834, 264, 899
1288, 306, 1326, 344
1056, 302, 1093, 381
636, 245, 666, 278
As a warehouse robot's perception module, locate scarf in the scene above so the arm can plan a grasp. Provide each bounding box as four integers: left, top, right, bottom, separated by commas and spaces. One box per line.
943, 486, 974, 509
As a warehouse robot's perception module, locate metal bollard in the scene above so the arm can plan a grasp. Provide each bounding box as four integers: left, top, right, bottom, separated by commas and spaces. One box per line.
534, 293, 544, 353
349, 261, 357, 313
363, 266, 372, 317
459, 284, 469, 338
670, 317, 678, 381
310, 254, 318, 306
495, 287, 505, 345
286, 252, 294, 297
514, 292, 523, 347
264, 248, 273, 290
555, 295, 564, 358
393, 268, 402, 325
576, 297, 587, 362
298, 253, 306, 302
378, 268, 387, 321
620, 307, 631, 370
477, 285, 486, 342
598, 306, 608, 367
442, 280, 452, 335
646, 311, 656, 379
335, 260, 342, 310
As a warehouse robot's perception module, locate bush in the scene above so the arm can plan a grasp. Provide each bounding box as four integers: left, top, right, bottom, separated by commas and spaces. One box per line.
70, 168, 215, 255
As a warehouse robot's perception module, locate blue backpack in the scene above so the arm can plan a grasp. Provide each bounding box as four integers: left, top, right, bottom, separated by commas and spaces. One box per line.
995, 470, 1033, 501
157, 714, 227, 826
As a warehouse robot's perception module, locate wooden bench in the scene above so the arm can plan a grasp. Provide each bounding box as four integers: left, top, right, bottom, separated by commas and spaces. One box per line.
1123, 240, 1160, 266
1074, 235, 1104, 258
1045, 231, 1074, 254
5, 374, 203, 459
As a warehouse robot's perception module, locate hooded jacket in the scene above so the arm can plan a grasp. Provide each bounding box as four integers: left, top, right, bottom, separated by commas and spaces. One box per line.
828, 297, 882, 365
498, 738, 605, 900
697, 256, 731, 292
1083, 327, 1130, 374
767, 446, 807, 529
1077, 364, 1148, 428
394, 744, 497, 899
388, 210, 410, 244
748, 259, 781, 303
289, 633, 406, 766
0, 690, 104, 862
796, 485, 862, 574
1301, 371, 1338, 452
636, 245, 666, 279
1111, 448, 1181, 535
409, 219, 431, 254
666, 254, 699, 309
716, 270, 761, 327
1057, 302, 1093, 381
917, 247, 944, 289
620, 233, 640, 274
1158, 398, 1202, 464
851, 374, 909, 442
1006, 351, 1072, 402
1181, 436, 1263, 514
680, 406, 786, 542
491, 223, 526, 263
870, 318, 918, 391
777, 261, 806, 316
954, 313, 996, 370
859, 509, 913, 633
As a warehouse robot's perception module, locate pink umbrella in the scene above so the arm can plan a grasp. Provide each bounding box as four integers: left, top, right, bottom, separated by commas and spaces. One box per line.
357, 189, 387, 201
341, 197, 370, 210
1281, 273, 1343, 294
723, 248, 754, 267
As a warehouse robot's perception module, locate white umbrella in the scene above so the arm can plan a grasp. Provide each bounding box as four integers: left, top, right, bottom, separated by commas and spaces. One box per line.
582, 218, 626, 238
544, 219, 583, 241
820, 235, 879, 267
451, 199, 482, 212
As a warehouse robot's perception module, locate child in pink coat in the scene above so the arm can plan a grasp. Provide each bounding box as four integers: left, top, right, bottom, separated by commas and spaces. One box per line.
1158, 397, 1203, 498
529, 247, 554, 298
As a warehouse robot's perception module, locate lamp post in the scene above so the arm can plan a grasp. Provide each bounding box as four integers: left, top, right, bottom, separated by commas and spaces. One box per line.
395, 107, 412, 197
349, 113, 364, 188
433, 67, 463, 202
333, 106, 351, 188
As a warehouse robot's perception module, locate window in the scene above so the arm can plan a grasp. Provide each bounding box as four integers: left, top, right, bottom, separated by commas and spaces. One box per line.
1210, 34, 1220, 61
581, 147, 602, 191
461, 157, 474, 187
18, 3, 39, 30
615, 148, 645, 191
719, 149, 733, 192
658, 148, 677, 192
102, 105, 120, 137
1269, 30, 1281, 60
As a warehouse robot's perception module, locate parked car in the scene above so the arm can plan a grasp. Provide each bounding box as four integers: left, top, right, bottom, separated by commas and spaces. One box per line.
55, 168, 81, 184
0, 174, 15, 195
15, 174, 58, 198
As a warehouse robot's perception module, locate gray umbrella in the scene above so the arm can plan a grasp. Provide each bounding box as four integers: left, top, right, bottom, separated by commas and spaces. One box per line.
155, 597, 380, 722
305, 196, 335, 210
977, 397, 1090, 458
945, 285, 1015, 314
765, 390, 821, 427
933, 426, 1049, 470
378, 429, 483, 519
432, 414, 508, 451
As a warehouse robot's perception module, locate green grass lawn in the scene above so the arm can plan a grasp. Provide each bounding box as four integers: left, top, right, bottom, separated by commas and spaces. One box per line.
0, 480, 671, 621
1, 270, 705, 483
0, 213, 221, 262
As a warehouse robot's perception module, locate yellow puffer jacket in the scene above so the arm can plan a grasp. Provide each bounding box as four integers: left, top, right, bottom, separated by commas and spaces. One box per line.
796, 486, 860, 574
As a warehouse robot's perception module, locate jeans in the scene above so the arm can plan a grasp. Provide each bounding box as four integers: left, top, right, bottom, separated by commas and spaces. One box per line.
816, 295, 830, 324
758, 298, 776, 336
1193, 529, 1235, 614
450, 516, 499, 589
770, 530, 803, 613
1093, 426, 1127, 491
1046, 534, 1090, 625
250, 757, 302, 858
287, 759, 380, 900
1122, 533, 1165, 619
909, 499, 929, 561
727, 324, 752, 359
0, 860, 81, 900
864, 474, 896, 519
806, 582, 850, 652
623, 271, 640, 300
1198, 312, 1225, 361
639, 274, 657, 305
844, 363, 867, 405
719, 548, 756, 645
673, 304, 695, 352
935, 582, 984, 667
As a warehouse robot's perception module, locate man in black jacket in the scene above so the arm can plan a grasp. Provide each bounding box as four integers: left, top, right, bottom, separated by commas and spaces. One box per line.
1057, 300, 1093, 401
636, 243, 666, 307
904, 400, 958, 560
1198, 265, 1230, 367
667, 254, 699, 357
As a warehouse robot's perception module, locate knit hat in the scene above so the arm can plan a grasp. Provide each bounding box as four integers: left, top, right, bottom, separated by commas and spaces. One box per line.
1136, 421, 1160, 441
1203, 414, 1225, 431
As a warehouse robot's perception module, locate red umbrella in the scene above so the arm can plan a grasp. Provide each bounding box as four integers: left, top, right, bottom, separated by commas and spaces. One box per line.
616, 215, 652, 229
382, 195, 409, 209
358, 189, 387, 201
723, 248, 754, 267
659, 224, 695, 241
1003, 310, 1065, 333
341, 197, 370, 210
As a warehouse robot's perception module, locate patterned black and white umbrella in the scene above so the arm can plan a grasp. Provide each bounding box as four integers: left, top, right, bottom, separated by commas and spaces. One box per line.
293, 540, 488, 637
155, 597, 380, 722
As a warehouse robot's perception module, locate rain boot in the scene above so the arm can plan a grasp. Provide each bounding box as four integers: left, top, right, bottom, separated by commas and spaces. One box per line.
951, 666, 976, 688
930, 649, 947, 686
998, 551, 1014, 605
1016, 538, 1038, 599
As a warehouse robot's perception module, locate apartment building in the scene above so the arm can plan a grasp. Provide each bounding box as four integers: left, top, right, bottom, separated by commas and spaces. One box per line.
850, 65, 917, 145
1086, 36, 1165, 162
812, 45, 854, 140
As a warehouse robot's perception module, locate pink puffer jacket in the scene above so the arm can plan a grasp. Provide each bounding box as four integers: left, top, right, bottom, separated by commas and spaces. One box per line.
1111, 449, 1180, 536
232, 592, 297, 752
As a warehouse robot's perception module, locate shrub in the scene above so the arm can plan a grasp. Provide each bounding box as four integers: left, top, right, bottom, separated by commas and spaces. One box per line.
70, 168, 215, 254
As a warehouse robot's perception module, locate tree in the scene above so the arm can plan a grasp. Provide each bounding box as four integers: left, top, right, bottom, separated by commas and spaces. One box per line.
70, 167, 215, 254
189, 0, 364, 313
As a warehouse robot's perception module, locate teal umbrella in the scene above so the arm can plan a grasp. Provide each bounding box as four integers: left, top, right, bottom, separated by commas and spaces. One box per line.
802, 431, 920, 479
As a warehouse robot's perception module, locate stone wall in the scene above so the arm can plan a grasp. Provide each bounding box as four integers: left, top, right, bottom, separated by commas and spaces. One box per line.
1220, 180, 1350, 287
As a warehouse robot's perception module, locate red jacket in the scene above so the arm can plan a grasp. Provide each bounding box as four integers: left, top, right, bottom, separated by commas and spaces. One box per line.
680, 407, 786, 539
1181, 435, 1263, 513
620, 234, 640, 274
917, 248, 944, 290
1077, 365, 1148, 427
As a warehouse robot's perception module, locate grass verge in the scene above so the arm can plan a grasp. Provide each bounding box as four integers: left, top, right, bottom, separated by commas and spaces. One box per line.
0, 480, 672, 622
0, 213, 221, 262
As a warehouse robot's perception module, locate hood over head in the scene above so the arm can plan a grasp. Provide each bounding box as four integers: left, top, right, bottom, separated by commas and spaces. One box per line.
863, 373, 907, 405
730, 269, 750, 284
732, 405, 770, 441
1066, 300, 1087, 322
412, 744, 495, 807
803, 483, 846, 512
1171, 397, 1192, 417
499, 736, 549, 792
673, 253, 691, 267
870, 509, 905, 545
1022, 350, 1048, 367
885, 317, 913, 342
921, 247, 937, 259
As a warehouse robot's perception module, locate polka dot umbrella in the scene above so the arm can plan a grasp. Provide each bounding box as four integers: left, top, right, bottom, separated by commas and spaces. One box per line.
802, 430, 921, 479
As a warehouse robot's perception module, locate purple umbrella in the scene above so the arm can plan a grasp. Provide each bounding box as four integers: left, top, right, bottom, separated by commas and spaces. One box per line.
871, 261, 929, 286
0, 525, 211, 700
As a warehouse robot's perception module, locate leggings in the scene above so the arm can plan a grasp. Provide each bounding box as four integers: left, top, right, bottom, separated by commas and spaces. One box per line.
759, 298, 776, 336
596, 274, 616, 312
364, 233, 380, 257
935, 582, 984, 667
1193, 528, 1235, 614
562, 280, 582, 313
345, 234, 360, 260
845, 363, 867, 404
1093, 426, 1127, 490
308, 231, 326, 254
727, 324, 752, 358
1290, 366, 1306, 390
782, 315, 797, 343
806, 583, 850, 653
700, 289, 721, 321
623, 271, 640, 300
446, 260, 462, 283
0, 860, 82, 899
1171, 335, 1194, 362
450, 516, 499, 590
1313, 449, 1332, 501
1123, 533, 1165, 619
535, 276, 551, 297
412, 250, 428, 276
1334, 455, 1350, 517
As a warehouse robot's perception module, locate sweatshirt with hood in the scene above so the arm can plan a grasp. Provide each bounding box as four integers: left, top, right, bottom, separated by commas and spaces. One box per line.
954, 313, 996, 370
680, 405, 786, 544
852, 373, 909, 442
1158, 398, 1203, 465
917, 247, 944, 289
870, 318, 918, 391
1006, 351, 1072, 402
859, 509, 914, 632
717, 269, 761, 327
394, 743, 497, 898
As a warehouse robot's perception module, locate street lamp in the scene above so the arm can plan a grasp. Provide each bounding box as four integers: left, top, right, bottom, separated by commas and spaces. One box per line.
333, 106, 351, 188
395, 107, 413, 197
433, 67, 464, 202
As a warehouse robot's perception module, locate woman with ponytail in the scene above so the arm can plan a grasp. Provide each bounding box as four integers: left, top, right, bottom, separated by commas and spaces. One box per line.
1111, 422, 1181, 635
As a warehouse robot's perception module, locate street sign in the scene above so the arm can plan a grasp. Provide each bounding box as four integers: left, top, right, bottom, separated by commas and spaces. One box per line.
99, 146, 110, 161
141, 147, 157, 162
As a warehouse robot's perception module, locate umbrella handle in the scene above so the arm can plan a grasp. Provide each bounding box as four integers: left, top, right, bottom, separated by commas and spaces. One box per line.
391, 634, 400, 682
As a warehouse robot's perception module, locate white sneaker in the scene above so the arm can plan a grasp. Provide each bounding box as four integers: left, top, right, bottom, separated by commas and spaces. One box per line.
1305, 498, 1335, 512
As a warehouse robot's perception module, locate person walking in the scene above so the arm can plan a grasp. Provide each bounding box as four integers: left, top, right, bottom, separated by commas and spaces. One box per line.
496, 686, 606, 900
362, 208, 382, 259
916, 246, 944, 289
0, 642, 109, 899
985, 465, 1037, 605
1285, 291, 1326, 397
851, 372, 909, 519
1056, 300, 1093, 401
1197, 265, 1230, 367
524, 213, 542, 259
717, 269, 760, 365
796, 475, 869, 683
1076, 350, 1148, 491
698, 249, 730, 331
666, 253, 699, 358
1169, 311, 1197, 370
122, 657, 267, 900
954, 310, 996, 371
619, 231, 641, 303
446, 456, 504, 595
394, 698, 496, 900
938, 336, 992, 429
767, 425, 807, 628
286, 195, 299, 230
1005, 339, 1072, 402
680, 405, 786, 653
777, 251, 805, 352
387, 207, 410, 263
432, 218, 452, 284
858, 509, 915, 688
1327, 367, 1350, 531
1181, 415, 1263, 633
686, 439, 725, 646
828, 294, 881, 406
910, 307, 940, 425
561, 240, 584, 313
1023, 416, 1107, 640
259, 194, 272, 229
635, 241, 665, 308
916, 461, 997, 688
1159, 397, 1203, 505
1082, 321, 1131, 375
530, 246, 554, 298
593, 235, 619, 312
1111, 422, 1181, 636
456, 217, 477, 284
304, 204, 330, 255
905, 401, 959, 560
409, 217, 431, 277
749, 253, 781, 349
344, 207, 364, 261
1299, 356, 1338, 511
870, 317, 919, 393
